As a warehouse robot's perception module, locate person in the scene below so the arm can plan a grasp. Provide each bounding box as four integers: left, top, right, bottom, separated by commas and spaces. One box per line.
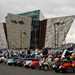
47, 55, 53, 66
52, 57, 61, 72
43, 48, 48, 58
61, 49, 71, 59
27, 49, 31, 55
31, 49, 35, 58
35, 48, 39, 55
67, 47, 73, 51
70, 53, 75, 61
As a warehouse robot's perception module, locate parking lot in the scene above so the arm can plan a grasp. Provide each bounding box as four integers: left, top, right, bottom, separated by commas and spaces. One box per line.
0, 63, 75, 75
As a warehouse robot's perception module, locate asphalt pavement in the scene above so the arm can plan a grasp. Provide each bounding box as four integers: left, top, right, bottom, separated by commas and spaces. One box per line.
0, 63, 75, 75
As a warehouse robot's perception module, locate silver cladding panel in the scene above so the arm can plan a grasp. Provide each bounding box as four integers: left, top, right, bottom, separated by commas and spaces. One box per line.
6, 13, 32, 49
0, 23, 7, 48
45, 16, 74, 48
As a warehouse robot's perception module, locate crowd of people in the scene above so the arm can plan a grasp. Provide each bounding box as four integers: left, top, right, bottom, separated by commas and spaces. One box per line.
0, 48, 75, 72
1, 48, 74, 62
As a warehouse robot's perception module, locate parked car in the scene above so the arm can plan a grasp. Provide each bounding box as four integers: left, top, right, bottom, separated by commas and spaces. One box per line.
0, 54, 7, 63
6, 56, 18, 65
23, 58, 32, 68
59, 61, 73, 73
30, 59, 40, 69
16, 58, 24, 66
23, 57, 40, 69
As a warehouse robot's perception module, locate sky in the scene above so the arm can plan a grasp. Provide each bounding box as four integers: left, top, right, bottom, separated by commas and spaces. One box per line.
0, 0, 75, 43
0, 0, 75, 22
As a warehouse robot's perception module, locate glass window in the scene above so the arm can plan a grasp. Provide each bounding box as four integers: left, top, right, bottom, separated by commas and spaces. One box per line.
32, 20, 39, 27
11, 20, 17, 24
23, 32, 26, 35
18, 21, 24, 24
32, 15, 39, 19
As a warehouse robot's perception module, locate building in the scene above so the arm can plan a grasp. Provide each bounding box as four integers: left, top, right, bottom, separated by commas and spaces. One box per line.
45, 16, 74, 48
6, 10, 75, 49
18, 10, 44, 48
0, 23, 7, 48
38, 19, 47, 48
6, 13, 32, 49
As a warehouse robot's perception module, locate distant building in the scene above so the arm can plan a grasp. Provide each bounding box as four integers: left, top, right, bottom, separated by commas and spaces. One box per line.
6, 14, 32, 49
0, 23, 7, 48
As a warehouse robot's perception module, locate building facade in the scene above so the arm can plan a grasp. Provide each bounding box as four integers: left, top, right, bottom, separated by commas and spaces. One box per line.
0, 23, 7, 48
5, 10, 75, 49
45, 16, 74, 48
38, 19, 47, 48
6, 13, 32, 49
18, 10, 44, 48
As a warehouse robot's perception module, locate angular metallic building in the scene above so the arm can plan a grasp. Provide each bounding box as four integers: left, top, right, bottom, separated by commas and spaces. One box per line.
0, 23, 7, 48
18, 10, 44, 48
38, 19, 47, 48
6, 10, 75, 49
6, 13, 32, 49
45, 16, 74, 48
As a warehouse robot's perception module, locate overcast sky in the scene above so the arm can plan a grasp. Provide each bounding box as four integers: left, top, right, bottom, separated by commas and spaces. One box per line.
0, 0, 75, 43
0, 0, 75, 22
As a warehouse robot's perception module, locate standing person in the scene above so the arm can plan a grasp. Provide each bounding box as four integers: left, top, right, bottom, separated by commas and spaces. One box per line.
11, 50, 14, 57
31, 49, 35, 58
5, 50, 9, 58
35, 48, 38, 55
43, 48, 48, 58
26, 49, 31, 58
27, 49, 31, 55
61, 49, 68, 59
